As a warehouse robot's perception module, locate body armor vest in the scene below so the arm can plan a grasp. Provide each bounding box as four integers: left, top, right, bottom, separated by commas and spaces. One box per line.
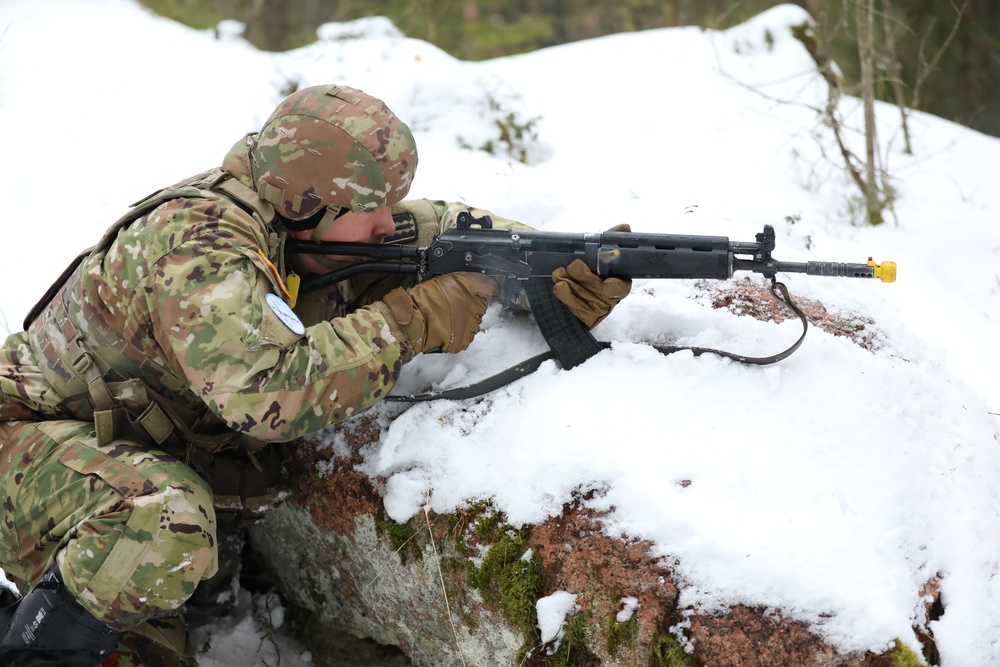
24, 169, 286, 525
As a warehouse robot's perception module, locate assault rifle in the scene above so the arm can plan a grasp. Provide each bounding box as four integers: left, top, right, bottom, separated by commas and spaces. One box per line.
288, 213, 895, 397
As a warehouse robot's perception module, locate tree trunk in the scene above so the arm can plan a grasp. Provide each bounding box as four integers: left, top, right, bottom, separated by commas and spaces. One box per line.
856, 0, 883, 225
879, 0, 912, 154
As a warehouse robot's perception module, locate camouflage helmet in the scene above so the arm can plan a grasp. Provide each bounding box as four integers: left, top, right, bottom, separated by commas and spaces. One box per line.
249, 84, 418, 223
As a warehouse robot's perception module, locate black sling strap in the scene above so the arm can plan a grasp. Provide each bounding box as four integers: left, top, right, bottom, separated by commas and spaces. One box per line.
384, 280, 808, 402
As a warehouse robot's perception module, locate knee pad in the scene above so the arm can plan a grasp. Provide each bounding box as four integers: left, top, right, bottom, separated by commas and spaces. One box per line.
61, 470, 219, 630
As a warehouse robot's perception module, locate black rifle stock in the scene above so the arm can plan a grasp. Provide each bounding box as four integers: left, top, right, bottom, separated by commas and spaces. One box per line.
288, 212, 895, 372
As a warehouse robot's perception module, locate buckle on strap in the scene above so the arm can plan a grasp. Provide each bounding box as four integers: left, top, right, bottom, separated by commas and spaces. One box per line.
70, 337, 116, 413
70, 337, 99, 378
70, 337, 177, 447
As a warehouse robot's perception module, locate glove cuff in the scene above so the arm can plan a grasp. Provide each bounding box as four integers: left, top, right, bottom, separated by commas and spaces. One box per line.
379, 289, 426, 352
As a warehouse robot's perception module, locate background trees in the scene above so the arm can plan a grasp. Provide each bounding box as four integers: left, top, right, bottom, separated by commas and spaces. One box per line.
138, 0, 999, 139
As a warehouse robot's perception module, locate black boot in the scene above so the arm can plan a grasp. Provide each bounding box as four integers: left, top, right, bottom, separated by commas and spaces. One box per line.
0, 564, 121, 666
0, 584, 20, 630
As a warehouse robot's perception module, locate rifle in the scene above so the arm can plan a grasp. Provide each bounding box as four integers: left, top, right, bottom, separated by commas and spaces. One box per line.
287, 213, 895, 398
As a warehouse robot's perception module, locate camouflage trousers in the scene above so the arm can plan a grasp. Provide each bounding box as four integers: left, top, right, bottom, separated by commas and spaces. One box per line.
0, 419, 220, 666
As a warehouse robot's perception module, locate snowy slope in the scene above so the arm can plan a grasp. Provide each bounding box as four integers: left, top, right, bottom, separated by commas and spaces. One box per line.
2, 1, 1000, 664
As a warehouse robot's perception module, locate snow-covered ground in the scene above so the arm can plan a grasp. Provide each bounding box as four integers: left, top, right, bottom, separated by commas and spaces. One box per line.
2, 1, 999, 664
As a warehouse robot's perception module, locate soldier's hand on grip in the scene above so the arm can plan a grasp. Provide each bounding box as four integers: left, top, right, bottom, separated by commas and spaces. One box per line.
552, 224, 632, 329
382, 273, 498, 353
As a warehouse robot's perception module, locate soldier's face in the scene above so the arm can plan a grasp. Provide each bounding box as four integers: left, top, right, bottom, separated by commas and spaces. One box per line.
289, 207, 395, 273
311, 208, 395, 243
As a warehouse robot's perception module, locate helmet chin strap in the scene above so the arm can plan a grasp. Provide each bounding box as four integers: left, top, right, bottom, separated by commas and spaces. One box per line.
303, 207, 351, 270
284, 205, 369, 271
310, 206, 344, 242
280, 204, 345, 233
276, 206, 349, 272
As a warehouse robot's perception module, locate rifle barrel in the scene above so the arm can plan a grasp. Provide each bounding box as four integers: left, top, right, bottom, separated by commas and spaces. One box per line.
776, 261, 875, 278
284, 241, 421, 260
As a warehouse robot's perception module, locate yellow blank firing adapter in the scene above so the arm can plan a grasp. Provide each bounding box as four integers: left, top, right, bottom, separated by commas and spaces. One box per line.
868, 258, 897, 283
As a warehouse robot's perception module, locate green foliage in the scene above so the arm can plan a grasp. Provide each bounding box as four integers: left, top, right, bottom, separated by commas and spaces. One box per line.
545, 610, 596, 667
467, 528, 541, 642
458, 101, 542, 165
139, 0, 226, 30
605, 614, 637, 654
650, 630, 699, 667
446, 498, 503, 556
888, 638, 924, 667
470, 501, 504, 539
462, 14, 556, 60
814, 0, 997, 132
485, 112, 542, 164
783, 214, 813, 251
843, 192, 890, 228
377, 518, 420, 564
460, 503, 602, 665
382, 0, 466, 56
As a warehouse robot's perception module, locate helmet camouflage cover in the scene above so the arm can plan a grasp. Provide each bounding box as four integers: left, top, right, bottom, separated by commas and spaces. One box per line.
250, 84, 418, 221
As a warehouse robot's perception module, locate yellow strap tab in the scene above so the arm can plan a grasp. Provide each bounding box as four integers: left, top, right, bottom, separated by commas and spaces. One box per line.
286, 273, 300, 309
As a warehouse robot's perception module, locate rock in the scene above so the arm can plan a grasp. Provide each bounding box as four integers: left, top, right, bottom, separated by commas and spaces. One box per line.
247, 415, 936, 667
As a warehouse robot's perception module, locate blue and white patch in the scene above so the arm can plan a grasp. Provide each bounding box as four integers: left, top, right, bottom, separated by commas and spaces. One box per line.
265, 293, 306, 336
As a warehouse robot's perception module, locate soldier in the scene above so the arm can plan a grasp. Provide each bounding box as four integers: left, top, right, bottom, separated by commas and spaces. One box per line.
0, 84, 630, 666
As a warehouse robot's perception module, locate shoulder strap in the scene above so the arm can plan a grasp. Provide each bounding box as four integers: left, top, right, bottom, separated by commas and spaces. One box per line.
212, 175, 276, 225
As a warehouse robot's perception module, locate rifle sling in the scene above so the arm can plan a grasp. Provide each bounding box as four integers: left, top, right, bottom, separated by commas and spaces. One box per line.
384, 349, 560, 403
384, 281, 808, 402
650, 281, 808, 366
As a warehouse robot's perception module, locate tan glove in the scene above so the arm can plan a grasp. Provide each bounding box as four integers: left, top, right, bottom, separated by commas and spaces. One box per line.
551, 224, 632, 329
381, 273, 498, 353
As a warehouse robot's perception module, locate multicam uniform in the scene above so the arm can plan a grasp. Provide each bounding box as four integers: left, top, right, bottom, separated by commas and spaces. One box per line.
0, 85, 516, 666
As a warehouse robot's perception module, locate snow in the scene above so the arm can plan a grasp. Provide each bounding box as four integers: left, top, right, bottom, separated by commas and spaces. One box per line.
617, 597, 640, 624
2, 1, 1000, 665
536, 590, 578, 645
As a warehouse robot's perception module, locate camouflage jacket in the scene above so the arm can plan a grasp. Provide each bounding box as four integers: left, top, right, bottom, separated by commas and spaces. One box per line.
0, 138, 520, 446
